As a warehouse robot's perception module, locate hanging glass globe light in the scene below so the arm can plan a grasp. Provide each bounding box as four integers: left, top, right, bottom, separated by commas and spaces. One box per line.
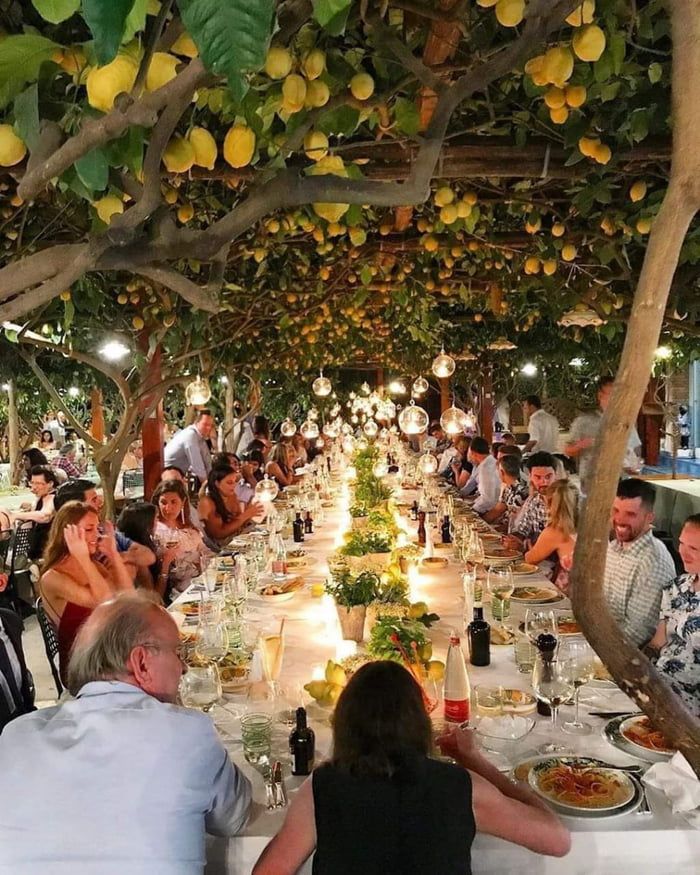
308, 406, 319, 421
341, 422, 353, 435
323, 421, 340, 438
342, 436, 355, 454
185, 375, 211, 406
254, 474, 279, 503
330, 402, 341, 418
440, 405, 469, 436
398, 400, 429, 435
363, 418, 379, 437
388, 378, 407, 395
419, 453, 438, 475
372, 459, 389, 478
312, 370, 332, 397
300, 419, 320, 439
368, 390, 381, 408
379, 399, 396, 420
280, 418, 297, 437
351, 415, 359, 425
349, 391, 356, 400
360, 382, 371, 395
315, 436, 325, 448
412, 376, 429, 396
432, 347, 456, 379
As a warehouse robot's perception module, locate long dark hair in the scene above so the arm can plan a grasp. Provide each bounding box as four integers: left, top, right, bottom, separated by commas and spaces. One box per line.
253, 415, 270, 440
206, 466, 237, 524
332, 661, 432, 779
23, 448, 48, 479
151, 480, 193, 527
117, 501, 160, 583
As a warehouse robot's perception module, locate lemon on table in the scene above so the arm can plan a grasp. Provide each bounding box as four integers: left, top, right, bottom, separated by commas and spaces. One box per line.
427, 660, 445, 682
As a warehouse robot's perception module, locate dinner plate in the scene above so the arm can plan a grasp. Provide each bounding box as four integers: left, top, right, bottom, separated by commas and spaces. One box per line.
528, 758, 636, 815
511, 586, 564, 604
259, 590, 296, 603
619, 715, 675, 759
513, 755, 606, 783
512, 562, 538, 575
603, 715, 674, 763
484, 547, 521, 561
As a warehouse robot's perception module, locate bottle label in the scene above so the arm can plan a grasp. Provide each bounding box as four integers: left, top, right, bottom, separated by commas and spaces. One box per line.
444, 697, 470, 723
272, 560, 287, 574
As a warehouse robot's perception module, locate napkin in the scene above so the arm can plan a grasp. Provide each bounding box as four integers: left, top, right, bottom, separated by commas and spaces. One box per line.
643, 752, 700, 828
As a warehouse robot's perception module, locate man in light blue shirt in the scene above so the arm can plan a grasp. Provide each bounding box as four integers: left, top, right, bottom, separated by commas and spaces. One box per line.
164, 409, 214, 483
461, 436, 501, 514
0, 592, 251, 875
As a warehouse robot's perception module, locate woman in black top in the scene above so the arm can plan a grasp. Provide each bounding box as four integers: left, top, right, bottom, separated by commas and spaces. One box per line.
254, 662, 569, 875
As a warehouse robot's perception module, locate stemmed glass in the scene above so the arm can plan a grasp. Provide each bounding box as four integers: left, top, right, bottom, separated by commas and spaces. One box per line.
259, 624, 285, 704
487, 566, 514, 625
532, 654, 574, 739
179, 664, 222, 713
524, 609, 557, 642
559, 638, 595, 735
468, 531, 484, 564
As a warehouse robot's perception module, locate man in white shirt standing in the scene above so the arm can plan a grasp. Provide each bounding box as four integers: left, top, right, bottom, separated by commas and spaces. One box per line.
522, 395, 560, 454
461, 436, 501, 514
0, 592, 252, 874
164, 409, 214, 485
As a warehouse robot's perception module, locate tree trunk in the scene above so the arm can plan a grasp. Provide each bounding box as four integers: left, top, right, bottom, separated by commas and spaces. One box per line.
7, 379, 20, 487
571, 0, 700, 775
224, 376, 235, 452
96, 457, 120, 521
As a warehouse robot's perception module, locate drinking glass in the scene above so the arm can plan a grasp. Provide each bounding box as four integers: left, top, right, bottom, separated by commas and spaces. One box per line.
179, 664, 222, 712
204, 562, 218, 596
468, 532, 484, 564
195, 616, 229, 663
474, 684, 504, 719
513, 632, 537, 673
531, 655, 574, 734
260, 628, 285, 702
559, 639, 595, 735
487, 566, 514, 624
241, 712, 272, 766
524, 608, 557, 643
461, 566, 476, 614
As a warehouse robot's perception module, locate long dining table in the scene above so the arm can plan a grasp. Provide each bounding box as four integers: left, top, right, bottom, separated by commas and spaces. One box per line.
169, 484, 700, 875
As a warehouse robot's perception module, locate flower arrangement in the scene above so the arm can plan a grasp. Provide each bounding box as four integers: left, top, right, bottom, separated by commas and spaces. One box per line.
339, 530, 393, 557
326, 568, 381, 608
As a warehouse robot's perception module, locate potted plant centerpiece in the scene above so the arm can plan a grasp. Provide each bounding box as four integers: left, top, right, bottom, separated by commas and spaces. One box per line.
366, 563, 410, 632
338, 529, 394, 572
326, 567, 380, 642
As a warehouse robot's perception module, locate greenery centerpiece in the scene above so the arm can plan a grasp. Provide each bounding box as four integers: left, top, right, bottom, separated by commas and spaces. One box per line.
338, 529, 394, 572
326, 568, 381, 642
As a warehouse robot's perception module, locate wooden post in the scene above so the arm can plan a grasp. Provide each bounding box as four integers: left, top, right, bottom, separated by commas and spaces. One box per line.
639, 377, 663, 466
376, 367, 384, 392
141, 346, 164, 500
90, 387, 105, 443
479, 367, 494, 442
7, 379, 20, 486
439, 377, 450, 414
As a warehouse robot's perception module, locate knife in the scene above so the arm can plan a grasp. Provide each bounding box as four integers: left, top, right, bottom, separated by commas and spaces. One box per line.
273, 761, 287, 808
589, 711, 642, 718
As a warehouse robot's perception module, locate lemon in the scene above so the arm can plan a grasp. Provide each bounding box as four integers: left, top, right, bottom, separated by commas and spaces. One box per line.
551, 222, 566, 237
462, 190, 478, 206
350, 72, 375, 100
132, 315, 145, 330
117, 293, 128, 305
423, 235, 439, 252
304, 130, 329, 162
566, 0, 595, 26
162, 136, 195, 173
409, 601, 429, 618
94, 194, 124, 224
561, 243, 577, 261
600, 215, 615, 235
440, 204, 459, 224
573, 24, 606, 62
325, 660, 347, 686
543, 46, 574, 86
177, 203, 194, 223
86, 55, 138, 112
223, 124, 256, 168
495, 0, 525, 27
549, 105, 569, 124
265, 46, 293, 79
524, 256, 540, 274
349, 227, 367, 246
305, 79, 330, 107
0, 125, 26, 166
188, 126, 217, 170
308, 155, 349, 222
302, 49, 326, 80
525, 216, 541, 233
542, 258, 557, 275
162, 184, 178, 204
456, 201, 472, 218
629, 180, 647, 202
171, 32, 198, 58
636, 217, 652, 234
146, 52, 178, 91
593, 141, 611, 164
282, 73, 307, 111
564, 84, 586, 107
578, 135, 600, 157
434, 186, 455, 207
477, 0, 498, 5
524, 54, 548, 86
544, 87, 566, 109
427, 660, 445, 682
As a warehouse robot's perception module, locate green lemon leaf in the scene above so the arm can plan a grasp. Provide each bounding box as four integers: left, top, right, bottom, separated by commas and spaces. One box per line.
32, 0, 80, 24
75, 147, 109, 192
13, 84, 41, 151
82, 0, 136, 65
0, 34, 61, 108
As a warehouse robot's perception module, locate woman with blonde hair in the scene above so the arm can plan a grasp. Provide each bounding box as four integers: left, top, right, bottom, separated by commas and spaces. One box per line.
39, 501, 133, 681
524, 479, 578, 589
265, 442, 298, 489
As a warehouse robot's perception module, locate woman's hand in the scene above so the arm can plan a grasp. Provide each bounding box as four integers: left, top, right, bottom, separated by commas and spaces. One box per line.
436, 726, 483, 769
98, 520, 119, 560
245, 500, 264, 520
64, 524, 91, 563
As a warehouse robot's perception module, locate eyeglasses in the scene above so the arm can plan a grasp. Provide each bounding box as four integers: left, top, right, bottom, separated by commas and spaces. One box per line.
141, 641, 187, 662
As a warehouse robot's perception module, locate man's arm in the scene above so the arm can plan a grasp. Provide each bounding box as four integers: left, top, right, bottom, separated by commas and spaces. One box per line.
204, 737, 253, 837
624, 558, 674, 647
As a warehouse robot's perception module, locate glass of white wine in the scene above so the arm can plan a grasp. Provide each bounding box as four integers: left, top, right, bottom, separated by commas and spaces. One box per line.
487, 566, 514, 625
260, 625, 285, 703
559, 638, 595, 735
531, 653, 574, 735
179, 663, 222, 713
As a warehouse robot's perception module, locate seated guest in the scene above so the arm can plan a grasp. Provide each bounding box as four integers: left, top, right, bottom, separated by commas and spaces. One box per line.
482, 453, 529, 525
496, 442, 522, 462
0, 592, 251, 869
151, 480, 213, 596
438, 434, 468, 475
21, 448, 48, 483
604, 478, 676, 647
37, 429, 55, 452
53, 442, 82, 479
253, 661, 569, 874
291, 434, 309, 467
244, 449, 266, 482
11, 464, 59, 560
266, 443, 298, 489
648, 514, 700, 717
424, 422, 450, 455
504, 451, 559, 551
198, 467, 263, 547
38, 502, 133, 681
501, 432, 516, 445
211, 452, 257, 499
251, 415, 272, 458
0, 574, 35, 732
160, 466, 206, 533
446, 437, 473, 488
121, 440, 143, 471
524, 480, 578, 587
460, 437, 501, 514
116, 502, 170, 592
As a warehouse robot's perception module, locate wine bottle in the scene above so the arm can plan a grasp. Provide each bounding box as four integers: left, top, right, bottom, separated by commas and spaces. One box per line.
468, 605, 490, 667
535, 633, 557, 717
441, 514, 452, 544
293, 512, 305, 543
417, 511, 426, 546
304, 510, 314, 535
410, 500, 419, 522
289, 707, 315, 776
444, 632, 471, 723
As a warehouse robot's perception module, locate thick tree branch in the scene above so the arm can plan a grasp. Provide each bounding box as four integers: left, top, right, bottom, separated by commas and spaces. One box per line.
133, 264, 220, 312
0, 244, 87, 302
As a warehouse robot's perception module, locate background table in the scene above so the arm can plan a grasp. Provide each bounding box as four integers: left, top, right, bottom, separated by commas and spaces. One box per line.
651, 478, 700, 540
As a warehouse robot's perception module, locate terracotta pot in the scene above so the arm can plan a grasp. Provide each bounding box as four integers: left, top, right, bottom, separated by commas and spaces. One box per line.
351, 516, 369, 531
336, 604, 366, 642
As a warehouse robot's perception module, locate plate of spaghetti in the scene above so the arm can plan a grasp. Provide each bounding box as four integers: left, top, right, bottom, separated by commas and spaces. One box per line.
529, 759, 635, 814
620, 716, 675, 757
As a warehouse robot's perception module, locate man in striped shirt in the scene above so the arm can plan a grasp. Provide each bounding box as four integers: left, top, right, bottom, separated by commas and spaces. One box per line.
603, 479, 676, 647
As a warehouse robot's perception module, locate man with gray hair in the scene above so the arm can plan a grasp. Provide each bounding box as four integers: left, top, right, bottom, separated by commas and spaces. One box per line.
53, 441, 82, 479
0, 592, 251, 873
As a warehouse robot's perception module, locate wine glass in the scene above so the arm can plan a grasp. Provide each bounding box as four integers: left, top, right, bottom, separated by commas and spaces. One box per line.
179, 664, 222, 712
487, 566, 514, 625
559, 639, 595, 735
259, 626, 285, 703
531, 654, 574, 736
195, 615, 229, 663
524, 608, 557, 643
469, 532, 484, 564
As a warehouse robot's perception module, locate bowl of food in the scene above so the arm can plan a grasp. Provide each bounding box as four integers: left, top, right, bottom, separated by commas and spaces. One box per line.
528, 759, 636, 815
620, 715, 675, 758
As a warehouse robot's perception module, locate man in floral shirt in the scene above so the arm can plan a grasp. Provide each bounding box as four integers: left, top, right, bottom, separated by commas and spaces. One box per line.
649, 514, 700, 717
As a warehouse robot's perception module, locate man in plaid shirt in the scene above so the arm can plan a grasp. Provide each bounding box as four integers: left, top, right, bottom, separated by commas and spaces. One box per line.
604, 478, 676, 646
504, 452, 558, 549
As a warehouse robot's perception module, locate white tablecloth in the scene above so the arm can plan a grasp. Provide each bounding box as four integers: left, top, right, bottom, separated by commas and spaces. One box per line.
170, 492, 700, 875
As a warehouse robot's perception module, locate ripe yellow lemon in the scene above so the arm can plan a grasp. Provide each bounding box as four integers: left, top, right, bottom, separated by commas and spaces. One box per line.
58, 46, 86, 75
593, 141, 611, 164
60, 289, 72, 301
0, 124, 26, 166
265, 47, 292, 79
550, 105, 569, 124
223, 124, 256, 168
551, 222, 566, 237
162, 136, 195, 173
434, 186, 455, 207
440, 204, 459, 224
132, 315, 145, 330
462, 190, 478, 206
304, 130, 329, 161
524, 54, 548, 87
282, 73, 307, 111
566, 0, 595, 26
636, 217, 652, 234
561, 243, 577, 261
600, 215, 615, 235
542, 258, 557, 275
302, 49, 325, 80
524, 256, 540, 274
308, 155, 349, 223
188, 127, 217, 169
573, 24, 606, 62
525, 216, 541, 233
456, 201, 472, 218
350, 72, 375, 100
564, 84, 586, 107
305, 79, 330, 107
423, 235, 439, 252
146, 52, 178, 92
495, 0, 525, 27
94, 194, 124, 224
544, 87, 566, 109
543, 46, 574, 86
86, 55, 138, 112
629, 180, 647, 202
477, 0, 498, 6
171, 32, 198, 58
578, 135, 600, 157
177, 203, 194, 223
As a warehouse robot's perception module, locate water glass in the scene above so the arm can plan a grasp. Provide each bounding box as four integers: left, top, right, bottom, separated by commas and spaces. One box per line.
241, 712, 272, 766
513, 632, 537, 673
179, 664, 222, 712
531, 655, 574, 733
559, 638, 595, 735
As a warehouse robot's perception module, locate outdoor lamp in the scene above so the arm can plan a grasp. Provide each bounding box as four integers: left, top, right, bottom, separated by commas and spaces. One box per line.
300, 419, 320, 439
280, 418, 297, 437
432, 347, 456, 379
185, 375, 211, 406
440, 405, 469, 435
419, 453, 438, 475
255, 474, 279, 503
312, 370, 332, 397
412, 376, 429, 395
398, 400, 429, 435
